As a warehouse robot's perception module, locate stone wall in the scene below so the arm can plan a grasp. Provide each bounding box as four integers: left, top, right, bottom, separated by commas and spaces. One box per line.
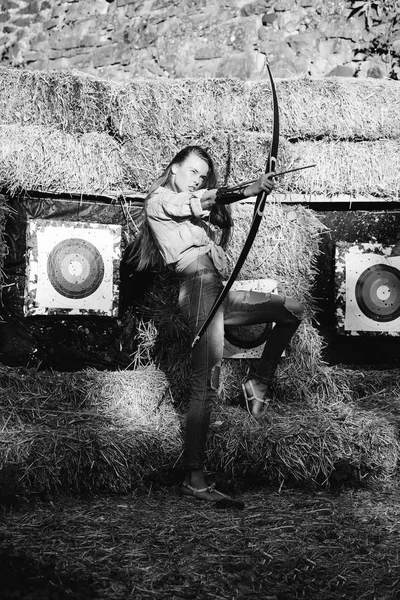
0, 0, 391, 82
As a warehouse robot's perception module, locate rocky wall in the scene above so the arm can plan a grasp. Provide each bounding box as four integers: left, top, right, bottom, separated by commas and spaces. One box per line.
0, 0, 391, 82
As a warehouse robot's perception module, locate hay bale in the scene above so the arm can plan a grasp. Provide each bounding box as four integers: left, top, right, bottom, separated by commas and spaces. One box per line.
107, 74, 400, 142
0, 365, 182, 495
0, 124, 127, 195
227, 203, 323, 303
207, 401, 399, 486
3, 68, 398, 141
0, 67, 398, 199
0, 123, 398, 200
0, 365, 398, 498
279, 139, 400, 199
0, 67, 114, 133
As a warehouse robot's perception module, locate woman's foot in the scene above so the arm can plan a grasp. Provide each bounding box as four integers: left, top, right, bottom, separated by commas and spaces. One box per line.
182, 470, 223, 501
241, 379, 271, 418
181, 471, 244, 508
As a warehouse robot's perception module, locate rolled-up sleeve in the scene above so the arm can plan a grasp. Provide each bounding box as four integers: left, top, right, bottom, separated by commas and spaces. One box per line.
152, 188, 209, 219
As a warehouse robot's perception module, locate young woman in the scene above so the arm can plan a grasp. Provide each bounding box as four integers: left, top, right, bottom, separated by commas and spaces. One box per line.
127, 146, 304, 506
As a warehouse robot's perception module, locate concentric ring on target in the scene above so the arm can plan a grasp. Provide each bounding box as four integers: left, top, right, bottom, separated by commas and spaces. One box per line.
224, 322, 273, 349
47, 238, 105, 299
355, 263, 400, 322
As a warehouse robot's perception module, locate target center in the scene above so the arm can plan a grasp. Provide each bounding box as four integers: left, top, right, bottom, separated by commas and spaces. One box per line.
376, 284, 391, 302
69, 260, 84, 279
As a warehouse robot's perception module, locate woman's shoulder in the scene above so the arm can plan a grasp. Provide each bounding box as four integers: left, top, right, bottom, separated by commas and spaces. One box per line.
147, 186, 166, 205
150, 186, 173, 201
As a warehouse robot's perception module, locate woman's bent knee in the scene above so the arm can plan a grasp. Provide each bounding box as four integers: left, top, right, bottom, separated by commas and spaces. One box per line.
284, 296, 304, 321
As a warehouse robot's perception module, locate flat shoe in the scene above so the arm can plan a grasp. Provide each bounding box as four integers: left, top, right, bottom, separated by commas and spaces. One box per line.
241, 381, 270, 418
181, 481, 244, 509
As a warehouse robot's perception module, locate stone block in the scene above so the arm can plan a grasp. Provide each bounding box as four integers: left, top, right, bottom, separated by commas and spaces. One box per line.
195, 44, 222, 60
19, 1, 40, 15
152, 0, 183, 10
226, 18, 259, 53
44, 18, 60, 30
216, 51, 257, 79
392, 38, 400, 54
128, 19, 158, 50
50, 4, 66, 18
259, 30, 294, 59
24, 49, 45, 62
268, 55, 310, 77
278, 9, 306, 33
241, 1, 268, 17
309, 55, 332, 77
92, 44, 118, 67
357, 59, 386, 79
286, 32, 317, 55
318, 38, 337, 58
261, 12, 278, 26
117, 0, 137, 6
80, 33, 101, 47
68, 52, 92, 67
31, 31, 48, 45
141, 58, 166, 76
274, 0, 294, 10
326, 64, 355, 77
258, 25, 269, 41
50, 34, 84, 50
48, 56, 71, 69
333, 38, 354, 61
319, 16, 364, 42
26, 59, 50, 70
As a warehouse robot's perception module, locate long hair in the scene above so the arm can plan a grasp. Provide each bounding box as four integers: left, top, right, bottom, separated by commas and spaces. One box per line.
125, 146, 233, 270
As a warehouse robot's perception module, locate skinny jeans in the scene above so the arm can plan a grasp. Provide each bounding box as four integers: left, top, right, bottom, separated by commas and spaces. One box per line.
178, 265, 304, 471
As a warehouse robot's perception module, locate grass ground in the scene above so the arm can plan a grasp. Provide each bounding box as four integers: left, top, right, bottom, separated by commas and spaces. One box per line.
1, 482, 399, 600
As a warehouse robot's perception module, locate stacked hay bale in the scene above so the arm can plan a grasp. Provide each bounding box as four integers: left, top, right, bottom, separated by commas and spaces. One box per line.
0, 68, 398, 196
0, 67, 399, 496
0, 363, 398, 498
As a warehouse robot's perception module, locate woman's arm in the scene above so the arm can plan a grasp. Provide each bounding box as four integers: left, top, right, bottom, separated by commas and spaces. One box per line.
242, 173, 275, 198
214, 173, 276, 206
200, 189, 218, 210
152, 188, 212, 219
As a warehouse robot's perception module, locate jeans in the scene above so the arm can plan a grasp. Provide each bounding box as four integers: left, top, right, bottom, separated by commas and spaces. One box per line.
178, 266, 304, 471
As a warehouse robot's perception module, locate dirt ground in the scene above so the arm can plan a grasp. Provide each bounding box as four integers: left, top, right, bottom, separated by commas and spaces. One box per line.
0, 482, 399, 600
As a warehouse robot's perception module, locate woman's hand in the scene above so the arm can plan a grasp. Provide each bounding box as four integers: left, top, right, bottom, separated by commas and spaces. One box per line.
201, 189, 218, 209
244, 173, 275, 198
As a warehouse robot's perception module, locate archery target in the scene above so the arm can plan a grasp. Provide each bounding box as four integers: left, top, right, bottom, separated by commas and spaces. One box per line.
335, 244, 400, 334
47, 238, 105, 299
24, 219, 122, 317
223, 278, 279, 359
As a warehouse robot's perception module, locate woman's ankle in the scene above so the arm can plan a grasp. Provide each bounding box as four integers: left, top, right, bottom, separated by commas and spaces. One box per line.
247, 378, 269, 399
185, 469, 207, 489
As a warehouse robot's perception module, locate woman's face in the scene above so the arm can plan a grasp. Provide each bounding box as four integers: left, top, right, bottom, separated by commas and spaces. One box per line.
171, 154, 209, 193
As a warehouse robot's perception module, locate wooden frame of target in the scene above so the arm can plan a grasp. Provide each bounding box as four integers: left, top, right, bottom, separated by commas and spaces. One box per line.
24, 219, 122, 317
223, 278, 278, 359
335, 243, 400, 335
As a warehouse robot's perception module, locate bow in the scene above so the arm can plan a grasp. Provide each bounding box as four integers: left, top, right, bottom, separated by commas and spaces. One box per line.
215, 164, 315, 205
192, 62, 279, 348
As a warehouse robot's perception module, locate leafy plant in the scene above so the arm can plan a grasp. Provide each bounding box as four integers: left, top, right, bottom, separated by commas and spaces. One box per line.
347, 0, 400, 79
